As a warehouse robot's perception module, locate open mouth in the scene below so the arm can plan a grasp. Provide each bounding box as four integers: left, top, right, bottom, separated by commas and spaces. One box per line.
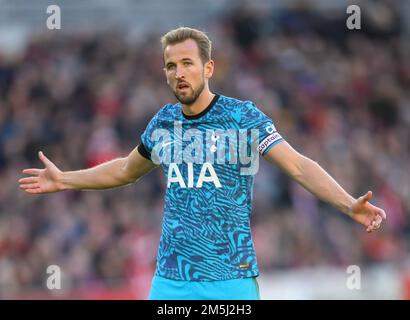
177, 83, 190, 90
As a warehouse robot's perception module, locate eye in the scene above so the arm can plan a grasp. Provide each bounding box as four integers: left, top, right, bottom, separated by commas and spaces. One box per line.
183, 61, 192, 66
166, 64, 176, 71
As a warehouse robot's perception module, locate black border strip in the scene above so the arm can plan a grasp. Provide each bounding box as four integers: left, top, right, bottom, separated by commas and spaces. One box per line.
137, 143, 151, 160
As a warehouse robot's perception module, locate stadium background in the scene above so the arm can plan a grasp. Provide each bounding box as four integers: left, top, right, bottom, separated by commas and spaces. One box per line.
0, 0, 409, 299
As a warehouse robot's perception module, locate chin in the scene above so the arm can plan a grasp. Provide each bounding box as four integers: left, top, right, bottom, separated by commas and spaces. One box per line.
180, 97, 197, 105
176, 92, 196, 105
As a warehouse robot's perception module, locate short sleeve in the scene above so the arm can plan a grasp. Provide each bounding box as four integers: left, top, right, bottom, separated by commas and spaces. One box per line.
138, 113, 160, 160
242, 101, 284, 156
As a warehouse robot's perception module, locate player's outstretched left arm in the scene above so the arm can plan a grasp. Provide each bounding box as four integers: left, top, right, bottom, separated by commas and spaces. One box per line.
263, 141, 386, 233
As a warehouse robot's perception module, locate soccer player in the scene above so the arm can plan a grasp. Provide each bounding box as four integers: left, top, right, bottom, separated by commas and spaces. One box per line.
19, 27, 386, 300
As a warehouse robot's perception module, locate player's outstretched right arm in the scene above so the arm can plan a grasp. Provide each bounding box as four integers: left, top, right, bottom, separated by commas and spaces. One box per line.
18, 146, 158, 194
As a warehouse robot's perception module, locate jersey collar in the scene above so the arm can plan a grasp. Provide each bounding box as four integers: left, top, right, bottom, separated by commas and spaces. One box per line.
182, 94, 220, 120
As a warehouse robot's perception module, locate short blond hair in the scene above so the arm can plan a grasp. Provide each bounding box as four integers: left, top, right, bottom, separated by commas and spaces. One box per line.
161, 27, 212, 64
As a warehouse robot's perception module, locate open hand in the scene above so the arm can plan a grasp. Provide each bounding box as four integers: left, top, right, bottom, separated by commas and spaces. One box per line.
19, 151, 64, 194
349, 191, 386, 233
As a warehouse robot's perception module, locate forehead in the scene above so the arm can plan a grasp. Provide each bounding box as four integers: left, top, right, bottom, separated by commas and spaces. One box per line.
163, 39, 201, 63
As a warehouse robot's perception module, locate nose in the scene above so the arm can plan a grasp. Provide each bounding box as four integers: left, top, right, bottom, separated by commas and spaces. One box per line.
175, 65, 185, 80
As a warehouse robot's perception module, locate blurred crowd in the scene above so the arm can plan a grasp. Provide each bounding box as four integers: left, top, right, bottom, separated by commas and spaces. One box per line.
0, 2, 409, 298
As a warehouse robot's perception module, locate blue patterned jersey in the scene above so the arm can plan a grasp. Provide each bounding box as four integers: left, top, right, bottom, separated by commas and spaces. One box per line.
138, 94, 284, 281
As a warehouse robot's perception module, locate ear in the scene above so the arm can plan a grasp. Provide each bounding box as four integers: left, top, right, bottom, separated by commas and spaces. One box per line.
163, 67, 170, 85
204, 59, 214, 79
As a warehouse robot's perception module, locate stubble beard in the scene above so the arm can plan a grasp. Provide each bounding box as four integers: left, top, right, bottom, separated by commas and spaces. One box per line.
173, 80, 205, 106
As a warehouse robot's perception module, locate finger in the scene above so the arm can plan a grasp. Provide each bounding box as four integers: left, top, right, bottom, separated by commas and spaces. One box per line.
366, 226, 374, 233
20, 183, 39, 189
360, 191, 372, 203
39, 151, 53, 167
24, 188, 43, 194
368, 219, 381, 232
366, 220, 375, 232
22, 168, 42, 176
379, 209, 387, 220
18, 177, 38, 184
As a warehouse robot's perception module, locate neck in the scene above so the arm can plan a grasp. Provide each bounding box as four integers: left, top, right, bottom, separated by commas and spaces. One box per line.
182, 88, 214, 116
